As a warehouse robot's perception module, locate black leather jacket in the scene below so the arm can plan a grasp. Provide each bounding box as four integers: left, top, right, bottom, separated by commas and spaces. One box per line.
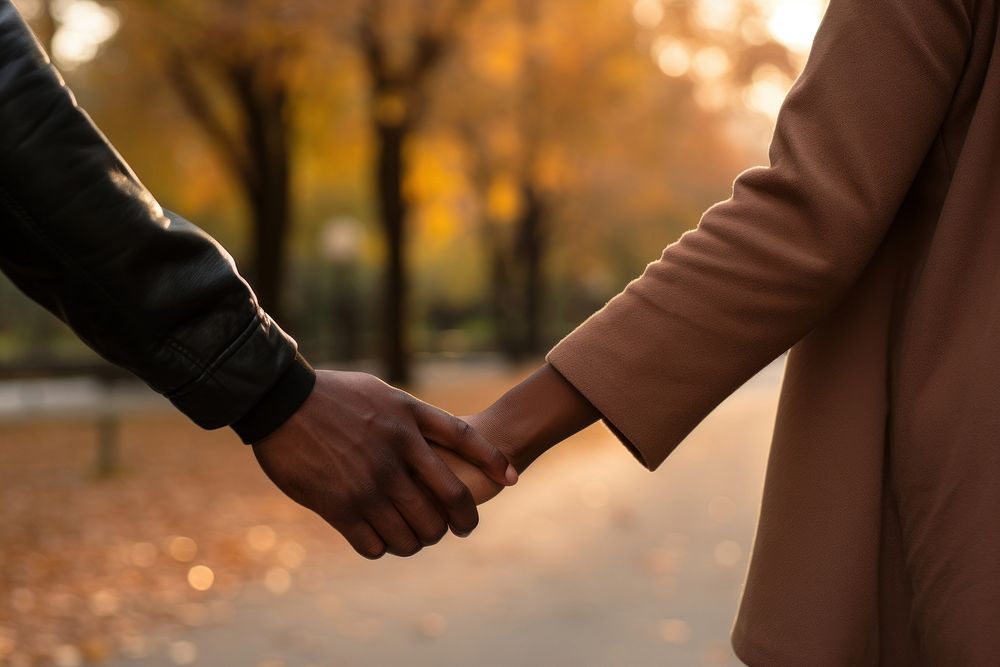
0, 2, 315, 443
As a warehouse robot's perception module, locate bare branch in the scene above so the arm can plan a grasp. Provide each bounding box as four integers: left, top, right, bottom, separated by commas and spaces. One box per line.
412, 0, 480, 78
165, 49, 254, 187
358, 0, 387, 83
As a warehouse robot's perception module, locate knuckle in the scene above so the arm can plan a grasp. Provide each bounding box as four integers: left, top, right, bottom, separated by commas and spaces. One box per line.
401, 395, 419, 414
379, 416, 412, 447
359, 542, 386, 560
442, 481, 473, 508
425, 522, 448, 545
368, 454, 402, 487
454, 417, 474, 440
351, 482, 382, 510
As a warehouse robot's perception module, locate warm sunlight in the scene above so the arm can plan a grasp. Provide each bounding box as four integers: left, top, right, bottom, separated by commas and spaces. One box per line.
639, 0, 827, 120
49, 0, 120, 68
632, 0, 664, 29
692, 0, 740, 33
742, 63, 793, 119
652, 36, 691, 77
761, 0, 825, 53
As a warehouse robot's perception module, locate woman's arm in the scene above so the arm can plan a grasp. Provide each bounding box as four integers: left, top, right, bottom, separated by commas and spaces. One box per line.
542, 0, 973, 471
441, 0, 974, 496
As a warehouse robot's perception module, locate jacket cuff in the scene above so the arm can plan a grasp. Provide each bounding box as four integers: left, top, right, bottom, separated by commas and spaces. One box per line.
230, 352, 317, 444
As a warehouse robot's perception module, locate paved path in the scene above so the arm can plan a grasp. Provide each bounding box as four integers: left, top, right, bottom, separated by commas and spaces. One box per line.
104, 358, 785, 667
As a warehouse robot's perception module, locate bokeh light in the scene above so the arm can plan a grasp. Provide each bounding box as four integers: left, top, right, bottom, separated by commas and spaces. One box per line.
652, 36, 691, 77
50, 0, 120, 68
187, 565, 215, 592
693, 0, 740, 33
168, 535, 198, 562
659, 618, 693, 644
691, 46, 731, 79
632, 0, 664, 28
246, 524, 278, 552
761, 0, 824, 52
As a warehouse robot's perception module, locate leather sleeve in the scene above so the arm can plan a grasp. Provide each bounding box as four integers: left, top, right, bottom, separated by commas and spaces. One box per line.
0, 1, 314, 440
545, 0, 973, 469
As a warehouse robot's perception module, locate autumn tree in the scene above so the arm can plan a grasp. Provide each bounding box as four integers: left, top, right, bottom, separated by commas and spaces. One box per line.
355, 0, 478, 383
115, 0, 328, 321
446, 0, 800, 358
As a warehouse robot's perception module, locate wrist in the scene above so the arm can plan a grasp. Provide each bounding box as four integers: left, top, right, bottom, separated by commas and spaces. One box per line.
474, 364, 600, 472
231, 352, 316, 444
472, 402, 547, 473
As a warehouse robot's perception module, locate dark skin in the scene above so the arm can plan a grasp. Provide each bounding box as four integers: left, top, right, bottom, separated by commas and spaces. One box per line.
432, 364, 601, 503
251, 370, 519, 559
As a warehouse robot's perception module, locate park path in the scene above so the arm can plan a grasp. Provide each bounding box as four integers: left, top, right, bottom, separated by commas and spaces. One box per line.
1, 358, 785, 667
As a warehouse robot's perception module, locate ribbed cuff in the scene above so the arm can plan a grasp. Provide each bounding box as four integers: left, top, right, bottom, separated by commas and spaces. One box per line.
230, 352, 317, 444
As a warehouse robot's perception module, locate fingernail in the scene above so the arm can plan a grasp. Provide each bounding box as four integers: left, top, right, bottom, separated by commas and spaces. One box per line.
505, 464, 519, 485
455, 529, 471, 538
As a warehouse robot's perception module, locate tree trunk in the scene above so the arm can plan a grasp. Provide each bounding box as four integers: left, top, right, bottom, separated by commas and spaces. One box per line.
236, 77, 292, 323
516, 183, 547, 355
247, 170, 289, 321
375, 122, 410, 383
489, 240, 525, 361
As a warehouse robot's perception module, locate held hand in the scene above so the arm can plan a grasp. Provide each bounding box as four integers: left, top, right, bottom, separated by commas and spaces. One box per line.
431, 413, 508, 505
250, 370, 518, 559
431, 364, 602, 506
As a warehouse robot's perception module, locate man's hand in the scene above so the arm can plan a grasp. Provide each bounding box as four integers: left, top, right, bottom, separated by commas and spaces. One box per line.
250, 370, 518, 559
431, 414, 508, 505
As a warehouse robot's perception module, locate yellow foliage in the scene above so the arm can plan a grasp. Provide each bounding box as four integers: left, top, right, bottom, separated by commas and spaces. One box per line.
533, 147, 573, 192
420, 202, 460, 247
470, 22, 523, 86
486, 174, 522, 223
403, 135, 467, 202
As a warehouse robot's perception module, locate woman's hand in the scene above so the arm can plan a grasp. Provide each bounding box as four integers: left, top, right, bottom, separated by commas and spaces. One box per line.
433, 364, 602, 505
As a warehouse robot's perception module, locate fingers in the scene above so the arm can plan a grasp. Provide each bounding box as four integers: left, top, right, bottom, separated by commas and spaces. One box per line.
334, 519, 387, 560
413, 402, 517, 487
365, 501, 425, 557
405, 438, 480, 536
388, 479, 450, 546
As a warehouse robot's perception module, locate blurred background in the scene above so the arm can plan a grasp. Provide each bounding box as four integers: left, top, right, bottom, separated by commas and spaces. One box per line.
0, 0, 826, 665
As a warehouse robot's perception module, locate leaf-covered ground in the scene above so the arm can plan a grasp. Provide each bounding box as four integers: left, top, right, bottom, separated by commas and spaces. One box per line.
0, 361, 782, 667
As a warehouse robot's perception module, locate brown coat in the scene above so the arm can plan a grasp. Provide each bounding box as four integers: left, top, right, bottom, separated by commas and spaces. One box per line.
546, 0, 1000, 663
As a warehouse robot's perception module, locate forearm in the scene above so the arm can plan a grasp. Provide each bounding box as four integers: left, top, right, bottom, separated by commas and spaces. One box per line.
475, 363, 601, 472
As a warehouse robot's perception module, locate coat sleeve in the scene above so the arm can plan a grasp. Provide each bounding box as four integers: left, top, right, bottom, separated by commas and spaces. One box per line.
0, 1, 314, 442
546, 0, 973, 469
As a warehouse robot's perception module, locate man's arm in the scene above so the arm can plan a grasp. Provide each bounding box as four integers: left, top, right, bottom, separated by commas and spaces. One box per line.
0, 2, 309, 434
0, 2, 516, 558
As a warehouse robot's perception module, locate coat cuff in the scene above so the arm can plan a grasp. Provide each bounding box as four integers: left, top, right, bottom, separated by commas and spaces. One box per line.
545, 290, 683, 472
546, 342, 660, 471
230, 351, 316, 444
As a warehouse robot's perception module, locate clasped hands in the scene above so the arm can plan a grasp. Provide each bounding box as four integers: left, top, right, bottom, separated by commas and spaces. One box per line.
251, 365, 599, 558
